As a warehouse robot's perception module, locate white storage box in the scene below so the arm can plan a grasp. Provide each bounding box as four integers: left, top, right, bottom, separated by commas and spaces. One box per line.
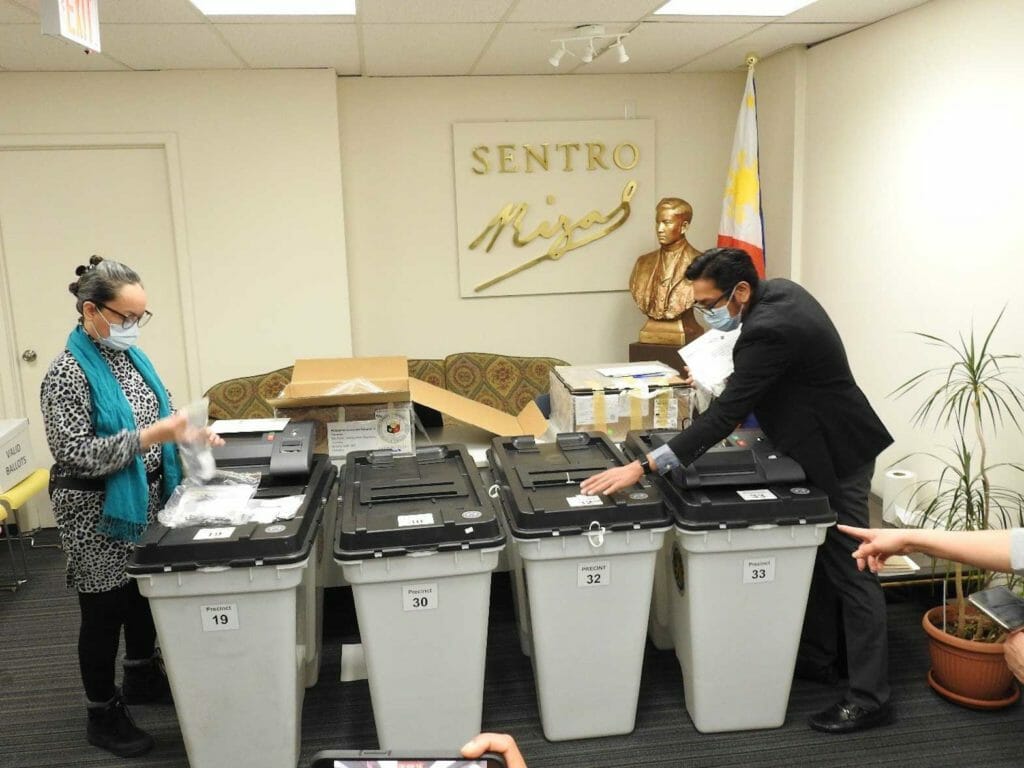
549, 362, 693, 443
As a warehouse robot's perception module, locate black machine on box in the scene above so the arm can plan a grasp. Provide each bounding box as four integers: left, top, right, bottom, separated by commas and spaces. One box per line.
624, 428, 834, 530
336, 444, 504, 560
488, 432, 668, 538
128, 420, 336, 574
211, 420, 316, 497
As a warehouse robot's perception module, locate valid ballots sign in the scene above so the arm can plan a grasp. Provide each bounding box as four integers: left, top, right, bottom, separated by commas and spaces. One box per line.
41, 0, 101, 53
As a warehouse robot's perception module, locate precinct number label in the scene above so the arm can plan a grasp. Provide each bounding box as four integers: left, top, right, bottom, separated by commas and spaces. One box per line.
201, 603, 239, 632
402, 582, 438, 611
578, 560, 611, 588
743, 557, 776, 584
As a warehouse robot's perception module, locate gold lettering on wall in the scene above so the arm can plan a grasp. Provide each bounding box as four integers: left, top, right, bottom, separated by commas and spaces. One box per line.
470, 181, 638, 292
524, 144, 549, 173
613, 142, 639, 170
471, 146, 490, 175
586, 143, 609, 170
471, 141, 640, 174
497, 144, 517, 173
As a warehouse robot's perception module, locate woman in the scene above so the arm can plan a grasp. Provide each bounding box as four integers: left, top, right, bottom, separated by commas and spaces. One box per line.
41, 255, 220, 758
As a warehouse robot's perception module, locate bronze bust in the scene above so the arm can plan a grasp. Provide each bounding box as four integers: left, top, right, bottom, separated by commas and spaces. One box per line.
629, 197, 703, 345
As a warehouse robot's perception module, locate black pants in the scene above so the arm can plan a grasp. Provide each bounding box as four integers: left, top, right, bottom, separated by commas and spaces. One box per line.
799, 461, 890, 710
77, 581, 157, 703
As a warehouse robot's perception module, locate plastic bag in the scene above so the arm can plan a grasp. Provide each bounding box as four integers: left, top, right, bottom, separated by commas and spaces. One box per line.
157, 470, 262, 527
321, 377, 384, 396
177, 398, 216, 481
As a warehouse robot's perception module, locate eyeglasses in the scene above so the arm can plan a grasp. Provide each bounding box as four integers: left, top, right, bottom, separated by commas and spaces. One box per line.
692, 286, 735, 318
97, 303, 153, 329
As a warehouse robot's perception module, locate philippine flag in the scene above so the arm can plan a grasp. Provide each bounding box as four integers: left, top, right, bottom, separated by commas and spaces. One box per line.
717, 64, 765, 278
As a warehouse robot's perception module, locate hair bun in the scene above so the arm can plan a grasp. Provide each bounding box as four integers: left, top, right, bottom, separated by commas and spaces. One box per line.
68, 281, 80, 296
75, 264, 88, 277
89, 254, 104, 266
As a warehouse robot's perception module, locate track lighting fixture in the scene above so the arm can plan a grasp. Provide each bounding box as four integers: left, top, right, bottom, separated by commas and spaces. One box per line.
548, 25, 630, 68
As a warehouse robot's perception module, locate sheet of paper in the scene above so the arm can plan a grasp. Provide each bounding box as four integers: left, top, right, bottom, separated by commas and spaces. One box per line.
678, 328, 741, 396
210, 418, 289, 434
596, 363, 672, 378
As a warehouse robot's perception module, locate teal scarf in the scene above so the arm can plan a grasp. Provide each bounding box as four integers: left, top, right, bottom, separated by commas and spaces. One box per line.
66, 326, 182, 542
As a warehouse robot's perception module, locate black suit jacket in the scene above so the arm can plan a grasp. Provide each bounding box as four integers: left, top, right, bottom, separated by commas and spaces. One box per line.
668, 278, 892, 493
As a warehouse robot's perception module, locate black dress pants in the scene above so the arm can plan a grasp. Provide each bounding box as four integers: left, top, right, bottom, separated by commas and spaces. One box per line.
77, 580, 157, 703
798, 461, 890, 710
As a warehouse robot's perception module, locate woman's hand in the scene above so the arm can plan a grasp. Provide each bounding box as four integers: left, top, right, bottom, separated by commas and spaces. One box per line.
140, 413, 225, 449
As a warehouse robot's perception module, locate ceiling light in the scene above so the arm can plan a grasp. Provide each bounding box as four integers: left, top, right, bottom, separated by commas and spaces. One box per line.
548, 45, 567, 68
548, 25, 630, 69
611, 39, 629, 64
654, 0, 817, 15
189, 0, 356, 15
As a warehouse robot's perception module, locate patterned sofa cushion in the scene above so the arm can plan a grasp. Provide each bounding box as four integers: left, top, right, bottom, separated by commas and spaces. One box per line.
443, 352, 568, 415
205, 366, 294, 421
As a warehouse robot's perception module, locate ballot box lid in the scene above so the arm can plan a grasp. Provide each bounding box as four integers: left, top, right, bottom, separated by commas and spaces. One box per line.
127, 455, 337, 574
488, 432, 668, 538
335, 444, 504, 560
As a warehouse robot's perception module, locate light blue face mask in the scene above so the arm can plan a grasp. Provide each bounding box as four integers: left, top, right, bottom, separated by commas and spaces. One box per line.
696, 286, 741, 332
94, 313, 141, 351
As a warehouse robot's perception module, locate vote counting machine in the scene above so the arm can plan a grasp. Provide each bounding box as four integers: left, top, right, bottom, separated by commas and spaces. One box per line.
130, 420, 834, 766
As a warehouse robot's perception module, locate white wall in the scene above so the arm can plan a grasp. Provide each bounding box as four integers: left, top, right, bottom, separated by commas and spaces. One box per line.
802, 0, 1024, 491
0, 69, 351, 401
337, 73, 744, 364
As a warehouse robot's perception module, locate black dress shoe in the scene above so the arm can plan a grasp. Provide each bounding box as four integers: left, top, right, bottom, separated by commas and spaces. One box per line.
808, 701, 894, 734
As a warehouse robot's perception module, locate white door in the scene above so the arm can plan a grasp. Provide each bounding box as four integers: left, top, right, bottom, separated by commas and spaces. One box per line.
0, 146, 191, 528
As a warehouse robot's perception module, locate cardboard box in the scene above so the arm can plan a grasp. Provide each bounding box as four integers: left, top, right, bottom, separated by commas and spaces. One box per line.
267, 357, 548, 459
0, 418, 34, 493
549, 361, 694, 442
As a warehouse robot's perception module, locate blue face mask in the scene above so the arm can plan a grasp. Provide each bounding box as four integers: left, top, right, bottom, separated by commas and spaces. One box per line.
695, 287, 742, 332
92, 312, 141, 351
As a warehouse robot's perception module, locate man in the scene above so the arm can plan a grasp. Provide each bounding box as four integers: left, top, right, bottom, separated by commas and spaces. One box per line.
628, 197, 703, 320
582, 248, 894, 734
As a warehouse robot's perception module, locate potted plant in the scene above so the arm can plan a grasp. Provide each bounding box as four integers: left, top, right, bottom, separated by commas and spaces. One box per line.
892, 309, 1024, 709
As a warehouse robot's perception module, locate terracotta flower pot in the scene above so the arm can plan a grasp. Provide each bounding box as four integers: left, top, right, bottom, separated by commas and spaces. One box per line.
922, 605, 1020, 709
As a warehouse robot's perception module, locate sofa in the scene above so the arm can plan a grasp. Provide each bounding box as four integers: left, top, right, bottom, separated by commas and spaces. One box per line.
204, 352, 569, 423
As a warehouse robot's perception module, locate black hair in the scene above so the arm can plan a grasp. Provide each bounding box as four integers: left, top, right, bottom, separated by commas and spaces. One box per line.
684, 247, 759, 292
68, 255, 143, 317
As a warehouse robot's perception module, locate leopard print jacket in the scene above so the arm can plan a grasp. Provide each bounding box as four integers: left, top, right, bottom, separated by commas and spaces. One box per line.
40, 338, 167, 593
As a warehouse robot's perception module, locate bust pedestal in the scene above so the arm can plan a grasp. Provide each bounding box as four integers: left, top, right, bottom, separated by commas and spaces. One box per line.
630, 309, 703, 375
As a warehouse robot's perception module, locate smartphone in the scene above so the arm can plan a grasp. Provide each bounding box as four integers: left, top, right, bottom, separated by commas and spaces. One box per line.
968, 586, 1024, 632
309, 751, 507, 768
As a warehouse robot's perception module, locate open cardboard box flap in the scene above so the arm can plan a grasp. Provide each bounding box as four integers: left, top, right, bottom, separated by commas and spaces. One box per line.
408, 378, 548, 438
268, 356, 548, 438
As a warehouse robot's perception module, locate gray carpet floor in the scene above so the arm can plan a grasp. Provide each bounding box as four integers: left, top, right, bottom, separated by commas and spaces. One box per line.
2, 531, 1023, 768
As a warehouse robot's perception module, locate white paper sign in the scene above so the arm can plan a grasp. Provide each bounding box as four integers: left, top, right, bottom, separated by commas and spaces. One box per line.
743, 558, 776, 584
578, 560, 611, 587
566, 494, 603, 508
397, 513, 435, 527
201, 603, 239, 632
736, 489, 777, 501
652, 393, 678, 429
193, 527, 236, 541
574, 394, 620, 426
403, 583, 438, 611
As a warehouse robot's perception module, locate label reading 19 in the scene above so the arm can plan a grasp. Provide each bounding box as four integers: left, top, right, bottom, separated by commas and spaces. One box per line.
402, 582, 438, 612
201, 603, 239, 632
743, 557, 776, 584
578, 560, 611, 588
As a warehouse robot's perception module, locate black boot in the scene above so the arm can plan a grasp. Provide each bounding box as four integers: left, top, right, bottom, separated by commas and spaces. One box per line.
122, 653, 172, 705
86, 693, 155, 757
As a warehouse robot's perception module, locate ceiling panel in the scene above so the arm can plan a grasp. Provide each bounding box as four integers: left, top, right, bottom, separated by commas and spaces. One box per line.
360, 0, 513, 25
0, 24, 126, 70
362, 22, 494, 76
0, 1, 33, 22
507, 0, 661, 24
217, 22, 359, 73
584, 20, 762, 75
100, 0, 204, 24
100, 23, 243, 70
783, 0, 931, 23
678, 21, 858, 72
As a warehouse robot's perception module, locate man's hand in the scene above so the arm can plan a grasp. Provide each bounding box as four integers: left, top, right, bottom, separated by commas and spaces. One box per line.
579, 461, 644, 497
461, 732, 527, 768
